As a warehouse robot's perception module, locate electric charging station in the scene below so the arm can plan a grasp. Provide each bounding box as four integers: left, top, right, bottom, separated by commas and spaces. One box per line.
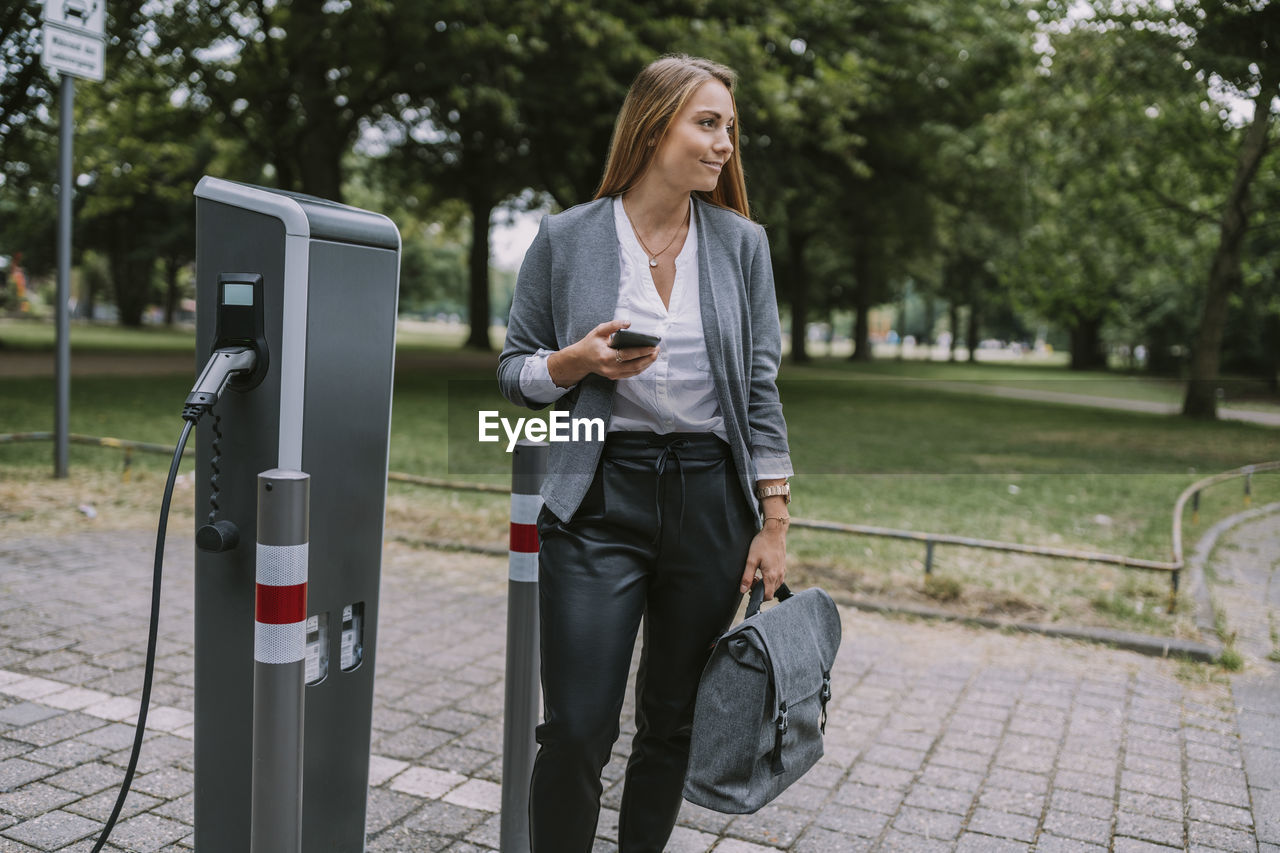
191, 177, 401, 852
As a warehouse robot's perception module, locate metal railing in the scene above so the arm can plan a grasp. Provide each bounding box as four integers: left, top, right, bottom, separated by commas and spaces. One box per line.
3, 432, 1273, 599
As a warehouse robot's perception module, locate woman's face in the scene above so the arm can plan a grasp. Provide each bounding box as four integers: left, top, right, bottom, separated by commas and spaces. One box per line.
650, 79, 735, 194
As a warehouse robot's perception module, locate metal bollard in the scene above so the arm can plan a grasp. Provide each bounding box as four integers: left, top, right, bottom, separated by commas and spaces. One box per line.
251, 469, 309, 853
502, 441, 547, 853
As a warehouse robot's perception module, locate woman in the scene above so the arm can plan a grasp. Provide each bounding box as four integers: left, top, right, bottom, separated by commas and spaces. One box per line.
497, 54, 793, 852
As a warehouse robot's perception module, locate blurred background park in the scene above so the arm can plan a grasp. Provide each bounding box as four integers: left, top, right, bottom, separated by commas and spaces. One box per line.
1, 0, 1278, 650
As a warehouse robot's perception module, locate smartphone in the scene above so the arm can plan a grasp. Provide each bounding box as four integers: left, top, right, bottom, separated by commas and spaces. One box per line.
610, 330, 662, 349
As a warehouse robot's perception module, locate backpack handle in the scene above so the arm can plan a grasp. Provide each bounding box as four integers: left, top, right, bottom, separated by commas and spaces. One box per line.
745, 580, 793, 618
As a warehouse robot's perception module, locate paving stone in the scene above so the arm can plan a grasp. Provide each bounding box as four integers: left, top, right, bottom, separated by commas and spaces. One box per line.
127, 767, 192, 800
366, 755, 410, 788
1252, 788, 1280, 844
955, 833, 1028, 853
848, 763, 914, 789
149, 792, 194, 824
0, 707, 61, 730
1120, 769, 1181, 801
5, 714, 104, 749
390, 766, 467, 799
986, 766, 1050, 794
1122, 753, 1179, 778
1035, 834, 1108, 852
916, 764, 983, 792
813, 804, 890, 837
1186, 739, 1243, 768
1186, 761, 1251, 808
1052, 787, 1113, 820
724, 805, 809, 848
965, 807, 1038, 842
0, 783, 80, 819
0, 762, 51, 795
104, 814, 189, 853
1112, 836, 1181, 852
401, 799, 491, 836
1115, 811, 1183, 848
1187, 820, 1260, 852
878, 829, 952, 852
1187, 796, 1253, 830
862, 744, 926, 772
977, 786, 1043, 817
903, 783, 973, 815
1, 810, 100, 850
829, 782, 904, 815
1117, 790, 1181, 823
791, 825, 874, 852
64, 787, 160, 822
363, 787, 421, 836
891, 806, 962, 841
22, 740, 107, 769
1242, 744, 1280, 788
1043, 810, 1112, 846
927, 747, 989, 773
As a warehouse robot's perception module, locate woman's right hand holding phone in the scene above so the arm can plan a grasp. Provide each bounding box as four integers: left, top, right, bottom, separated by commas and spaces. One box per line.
548, 320, 659, 387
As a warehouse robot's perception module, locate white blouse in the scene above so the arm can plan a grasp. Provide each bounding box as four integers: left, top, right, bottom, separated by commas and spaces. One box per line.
518, 197, 792, 481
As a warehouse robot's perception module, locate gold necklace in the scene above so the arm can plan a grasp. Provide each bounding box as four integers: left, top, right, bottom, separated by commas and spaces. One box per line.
629, 203, 690, 268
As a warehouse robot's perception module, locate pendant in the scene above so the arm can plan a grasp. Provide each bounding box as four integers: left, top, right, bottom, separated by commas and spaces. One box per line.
649, 257, 658, 268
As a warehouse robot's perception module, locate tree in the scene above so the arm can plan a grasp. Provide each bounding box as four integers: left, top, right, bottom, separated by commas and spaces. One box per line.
1174, 1, 1279, 416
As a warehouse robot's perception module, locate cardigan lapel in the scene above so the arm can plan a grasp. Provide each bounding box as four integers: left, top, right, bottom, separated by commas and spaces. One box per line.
567, 199, 622, 343
694, 198, 727, 385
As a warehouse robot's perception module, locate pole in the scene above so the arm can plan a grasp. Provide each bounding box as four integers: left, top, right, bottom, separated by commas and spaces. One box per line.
501, 440, 547, 853
252, 469, 309, 853
55, 74, 73, 478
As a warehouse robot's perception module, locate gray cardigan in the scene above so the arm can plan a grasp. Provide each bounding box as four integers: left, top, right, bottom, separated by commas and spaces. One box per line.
497, 195, 791, 523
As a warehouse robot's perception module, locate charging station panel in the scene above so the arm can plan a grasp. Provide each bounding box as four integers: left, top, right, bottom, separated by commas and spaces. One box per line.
192, 178, 400, 852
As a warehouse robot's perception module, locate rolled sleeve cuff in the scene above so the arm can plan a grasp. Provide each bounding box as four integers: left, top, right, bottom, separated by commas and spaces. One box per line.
519, 348, 573, 406
752, 450, 793, 482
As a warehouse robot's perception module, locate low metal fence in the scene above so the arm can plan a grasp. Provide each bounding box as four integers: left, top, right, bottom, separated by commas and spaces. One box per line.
3, 432, 1274, 600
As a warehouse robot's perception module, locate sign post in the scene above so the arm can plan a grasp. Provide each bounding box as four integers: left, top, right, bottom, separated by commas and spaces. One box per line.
40, 0, 105, 478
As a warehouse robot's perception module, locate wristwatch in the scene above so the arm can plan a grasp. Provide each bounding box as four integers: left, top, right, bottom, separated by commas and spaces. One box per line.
756, 482, 791, 504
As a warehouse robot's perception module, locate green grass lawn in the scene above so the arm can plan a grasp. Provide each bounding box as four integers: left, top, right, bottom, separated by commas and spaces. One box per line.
797, 358, 1280, 412
3, 354, 1277, 638
0, 318, 196, 352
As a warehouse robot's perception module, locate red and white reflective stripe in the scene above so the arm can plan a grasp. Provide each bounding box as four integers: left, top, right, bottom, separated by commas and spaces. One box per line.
255, 543, 308, 664
509, 492, 542, 583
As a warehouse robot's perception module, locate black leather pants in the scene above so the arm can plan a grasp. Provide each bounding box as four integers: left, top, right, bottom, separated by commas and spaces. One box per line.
530, 432, 758, 852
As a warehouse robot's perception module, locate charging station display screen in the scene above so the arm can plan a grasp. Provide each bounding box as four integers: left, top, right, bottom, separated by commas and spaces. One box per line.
222, 283, 255, 306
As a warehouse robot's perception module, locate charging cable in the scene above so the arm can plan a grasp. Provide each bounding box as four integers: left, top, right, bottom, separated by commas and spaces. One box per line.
91, 346, 256, 853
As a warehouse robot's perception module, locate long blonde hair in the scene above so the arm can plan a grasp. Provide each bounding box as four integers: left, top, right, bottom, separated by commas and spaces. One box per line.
594, 55, 750, 218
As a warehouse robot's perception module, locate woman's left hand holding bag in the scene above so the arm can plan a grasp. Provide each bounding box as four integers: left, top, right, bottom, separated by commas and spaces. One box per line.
740, 500, 788, 600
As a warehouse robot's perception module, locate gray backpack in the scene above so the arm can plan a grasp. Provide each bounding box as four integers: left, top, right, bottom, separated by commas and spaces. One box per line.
683, 583, 842, 813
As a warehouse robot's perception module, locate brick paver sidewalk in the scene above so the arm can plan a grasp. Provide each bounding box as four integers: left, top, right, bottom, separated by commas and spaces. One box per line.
0, 513, 1276, 852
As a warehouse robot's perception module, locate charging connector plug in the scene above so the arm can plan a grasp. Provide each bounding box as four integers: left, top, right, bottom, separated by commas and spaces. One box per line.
184, 347, 257, 422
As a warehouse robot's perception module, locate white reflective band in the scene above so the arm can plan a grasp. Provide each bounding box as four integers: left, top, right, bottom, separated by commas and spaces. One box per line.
256, 543, 308, 586
510, 492, 543, 526
509, 550, 538, 583
255, 620, 306, 664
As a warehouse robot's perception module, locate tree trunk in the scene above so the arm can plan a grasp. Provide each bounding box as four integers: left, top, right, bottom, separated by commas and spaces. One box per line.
966, 300, 980, 364
466, 193, 493, 351
296, 136, 344, 203
163, 257, 180, 327
849, 246, 873, 362
1183, 82, 1276, 418
788, 228, 810, 364
922, 296, 936, 349
948, 301, 959, 362
1069, 315, 1106, 370
896, 288, 908, 361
